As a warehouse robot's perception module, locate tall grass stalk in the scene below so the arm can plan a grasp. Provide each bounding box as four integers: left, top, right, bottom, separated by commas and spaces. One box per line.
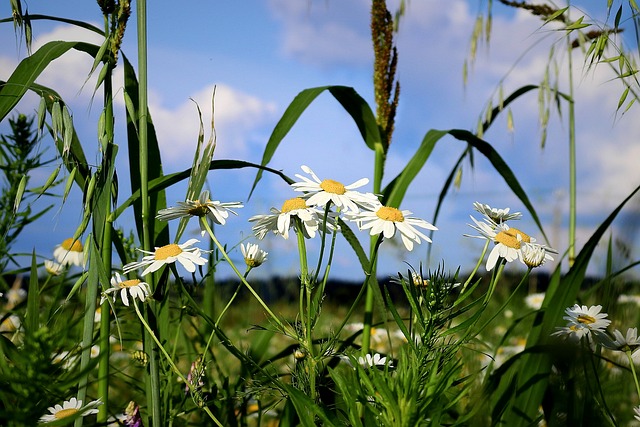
135, 0, 162, 424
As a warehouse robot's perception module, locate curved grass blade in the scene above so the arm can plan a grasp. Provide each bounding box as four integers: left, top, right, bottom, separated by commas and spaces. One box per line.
249, 85, 381, 199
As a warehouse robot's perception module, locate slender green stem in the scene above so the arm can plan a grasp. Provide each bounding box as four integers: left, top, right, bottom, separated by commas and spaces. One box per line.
627, 351, 640, 399
215, 269, 249, 326
133, 302, 223, 427
567, 31, 577, 268
74, 237, 99, 427
361, 236, 383, 355
475, 267, 530, 334
461, 239, 490, 294
200, 219, 292, 335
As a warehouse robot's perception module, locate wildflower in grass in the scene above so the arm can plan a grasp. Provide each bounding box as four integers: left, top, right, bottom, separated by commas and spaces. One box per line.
467, 218, 530, 271
524, 292, 546, 310
241, 242, 268, 268
101, 272, 151, 306
473, 201, 521, 226
599, 328, 640, 353
39, 397, 102, 423
44, 259, 65, 276
0, 314, 21, 333
4, 279, 26, 309
552, 304, 610, 342
358, 353, 391, 368
120, 401, 143, 427
123, 239, 207, 276
634, 405, 640, 422
520, 241, 554, 268
617, 294, 640, 306
157, 190, 243, 236
291, 165, 378, 212
346, 202, 437, 251
185, 356, 206, 407
53, 237, 84, 267
249, 197, 322, 240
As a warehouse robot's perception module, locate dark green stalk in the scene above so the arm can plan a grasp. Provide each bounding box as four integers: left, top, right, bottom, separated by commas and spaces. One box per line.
135, 0, 161, 424
567, 32, 577, 268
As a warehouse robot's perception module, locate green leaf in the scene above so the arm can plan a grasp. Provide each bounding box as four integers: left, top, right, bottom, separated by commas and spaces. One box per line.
383, 129, 446, 207
0, 41, 98, 121
249, 85, 380, 198
25, 252, 39, 337
447, 129, 549, 242
123, 54, 170, 247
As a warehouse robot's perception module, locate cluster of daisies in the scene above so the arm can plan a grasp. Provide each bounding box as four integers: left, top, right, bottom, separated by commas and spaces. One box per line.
97, 166, 437, 308
552, 303, 640, 422
466, 202, 556, 271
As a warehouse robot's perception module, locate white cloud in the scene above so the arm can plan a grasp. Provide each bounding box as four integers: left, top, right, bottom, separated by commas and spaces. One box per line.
147, 84, 277, 169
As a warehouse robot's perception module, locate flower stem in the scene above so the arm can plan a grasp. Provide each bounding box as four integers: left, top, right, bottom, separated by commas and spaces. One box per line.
133, 302, 223, 427
361, 236, 383, 355
201, 219, 292, 335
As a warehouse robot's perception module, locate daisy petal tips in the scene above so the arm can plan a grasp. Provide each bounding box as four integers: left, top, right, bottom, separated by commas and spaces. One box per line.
345, 203, 437, 251
290, 165, 379, 213
123, 239, 207, 276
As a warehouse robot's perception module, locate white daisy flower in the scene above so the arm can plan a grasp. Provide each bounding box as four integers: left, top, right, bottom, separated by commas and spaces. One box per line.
552, 304, 611, 342
346, 202, 437, 251
157, 190, 243, 236
467, 218, 534, 271
4, 280, 26, 308
290, 165, 379, 213
53, 238, 85, 267
44, 260, 65, 276
520, 241, 554, 268
0, 314, 21, 333
617, 294, 640, 306
123, 239, 207, 276
599, 328, 640, 353
101, 272, 151, 306
524, 292, 546, 310
358, 353, 391, 368
240, 243, 268, 268
249, 197, 323, 240
39, 397, 102, 423
473, 202, 522, 226
634, 405, 640, 422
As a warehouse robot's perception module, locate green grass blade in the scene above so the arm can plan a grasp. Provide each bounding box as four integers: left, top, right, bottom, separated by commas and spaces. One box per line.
447, 129, 549, 243
249, 85, 381, 198
123, 54, 169, 247
383, 129, 447, 207
25, 251, 39, 337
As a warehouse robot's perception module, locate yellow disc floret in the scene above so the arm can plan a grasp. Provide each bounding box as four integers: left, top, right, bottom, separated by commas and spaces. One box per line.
577, 314, 596, 325
55, 408, 79, 419
154, 244, 183, 260
118, 279, 141, 289
494, 227, 530, 249
320, 179, 346, 195
62, 238, 83, 252
281, 197, 308, 213
376, 206, 404, 222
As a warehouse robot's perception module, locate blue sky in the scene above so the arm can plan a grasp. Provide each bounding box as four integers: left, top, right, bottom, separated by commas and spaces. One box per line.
1, 0, 639, 281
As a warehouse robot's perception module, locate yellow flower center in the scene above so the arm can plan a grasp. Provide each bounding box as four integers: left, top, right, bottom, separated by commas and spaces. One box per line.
61, 238, 83, 253
320, 179, 346, 195
577, 314, 596, 325
55, 408, 79, 419
187, 201, 209, 217
494, 228, 530, 249
118, 279, 141, 289
376, 206, 404, 222
281, 197, 307, 213
154, 244, 183, 260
